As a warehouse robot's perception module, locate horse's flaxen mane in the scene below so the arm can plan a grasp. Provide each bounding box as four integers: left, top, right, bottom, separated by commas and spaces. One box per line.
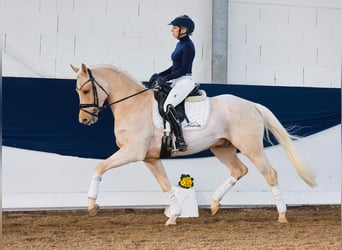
90, 64, 142, 86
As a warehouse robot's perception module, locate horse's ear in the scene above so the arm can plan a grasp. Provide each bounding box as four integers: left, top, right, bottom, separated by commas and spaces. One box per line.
70, 64, 79, 73
81, 63, 88, 75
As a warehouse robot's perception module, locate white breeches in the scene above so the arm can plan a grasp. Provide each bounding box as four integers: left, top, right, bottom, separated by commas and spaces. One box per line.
163, 75, 196, 112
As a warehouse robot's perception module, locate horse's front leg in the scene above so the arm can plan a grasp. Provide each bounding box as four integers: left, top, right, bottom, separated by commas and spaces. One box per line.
88, 147, 145, 216
144, 159, 181, 226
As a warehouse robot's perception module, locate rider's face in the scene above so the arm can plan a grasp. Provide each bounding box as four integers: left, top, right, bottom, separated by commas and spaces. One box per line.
171, 26, 187, 39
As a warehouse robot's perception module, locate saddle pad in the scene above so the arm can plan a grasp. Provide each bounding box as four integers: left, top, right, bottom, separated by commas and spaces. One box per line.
152, 97, 211, 131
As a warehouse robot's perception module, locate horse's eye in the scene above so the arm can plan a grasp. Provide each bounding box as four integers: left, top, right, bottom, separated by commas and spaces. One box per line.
83, 89, 90, 95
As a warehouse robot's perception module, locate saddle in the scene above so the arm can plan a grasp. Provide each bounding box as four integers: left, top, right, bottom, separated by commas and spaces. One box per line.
153, 82, 201, 126
152, 82, 202, 158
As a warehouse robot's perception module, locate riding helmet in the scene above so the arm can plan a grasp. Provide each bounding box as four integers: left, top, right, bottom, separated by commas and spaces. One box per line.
168, 15, 195, 34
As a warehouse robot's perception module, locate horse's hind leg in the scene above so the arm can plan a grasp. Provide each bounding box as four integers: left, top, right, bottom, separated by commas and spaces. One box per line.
144, 159, 181, 226
245, 150, 288, 223
210, 144, 248, 216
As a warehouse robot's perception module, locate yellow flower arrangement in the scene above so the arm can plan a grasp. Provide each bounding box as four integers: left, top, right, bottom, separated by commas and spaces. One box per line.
178, 174, 194, 189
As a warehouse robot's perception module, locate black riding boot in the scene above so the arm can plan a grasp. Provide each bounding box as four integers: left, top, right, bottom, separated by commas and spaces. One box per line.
165, 105, 187, 152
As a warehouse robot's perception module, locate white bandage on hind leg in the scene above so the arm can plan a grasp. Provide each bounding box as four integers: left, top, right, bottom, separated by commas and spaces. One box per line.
88, 175, 102, 200
271, 185, 287, 213
164, 188, 181, 216
212, 176, 237, 202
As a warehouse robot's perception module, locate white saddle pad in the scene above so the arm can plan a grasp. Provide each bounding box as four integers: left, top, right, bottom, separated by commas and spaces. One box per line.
153, 94, 211, 131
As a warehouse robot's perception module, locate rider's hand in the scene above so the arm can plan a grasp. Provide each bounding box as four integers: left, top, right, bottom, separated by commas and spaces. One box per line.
153, 76, 167, 89
149, 73, 159, 84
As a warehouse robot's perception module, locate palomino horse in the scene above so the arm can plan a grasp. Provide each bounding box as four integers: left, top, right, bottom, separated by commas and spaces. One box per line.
70, 63, 316, 226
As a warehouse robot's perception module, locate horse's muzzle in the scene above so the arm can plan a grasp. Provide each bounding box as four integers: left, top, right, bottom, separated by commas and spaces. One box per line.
79, 108, 99, 125
79, 116, 98, 126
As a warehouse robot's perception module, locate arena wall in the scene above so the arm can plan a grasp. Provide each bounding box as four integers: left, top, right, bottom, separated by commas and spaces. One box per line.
1, 0, 341, 86
1, 0, 212, 82
3, 125, 341, 210
227, 0, 341, 87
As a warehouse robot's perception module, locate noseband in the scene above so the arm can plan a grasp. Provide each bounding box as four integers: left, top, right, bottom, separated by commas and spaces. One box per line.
77, 68, 155, 118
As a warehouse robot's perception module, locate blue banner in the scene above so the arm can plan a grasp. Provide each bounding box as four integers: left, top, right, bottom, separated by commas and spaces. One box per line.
3, 77, 341, 159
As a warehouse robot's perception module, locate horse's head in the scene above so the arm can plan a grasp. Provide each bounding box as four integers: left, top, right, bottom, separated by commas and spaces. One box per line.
70, 63, 109, 125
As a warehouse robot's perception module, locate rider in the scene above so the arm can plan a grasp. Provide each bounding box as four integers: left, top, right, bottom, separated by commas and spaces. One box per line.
150, 15, 196, 152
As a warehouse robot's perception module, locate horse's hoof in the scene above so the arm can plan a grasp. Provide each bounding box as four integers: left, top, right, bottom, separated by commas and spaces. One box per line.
165, 214, 178, 226
88, 204, 99, 217
211, 200, 221, 216
278, 213, 288, 223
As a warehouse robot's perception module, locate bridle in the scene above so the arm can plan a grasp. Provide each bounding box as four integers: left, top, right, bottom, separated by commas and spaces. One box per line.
77, 68, 109, 117
77, 68, 154, 117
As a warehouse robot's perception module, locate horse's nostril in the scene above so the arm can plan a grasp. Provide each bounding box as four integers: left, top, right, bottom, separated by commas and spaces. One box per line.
82, 118, 89, 124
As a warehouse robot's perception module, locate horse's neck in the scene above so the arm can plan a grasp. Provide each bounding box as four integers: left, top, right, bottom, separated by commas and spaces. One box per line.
106, 72, 151, 115
109, 90, 154, 132
106, 72, 144, 102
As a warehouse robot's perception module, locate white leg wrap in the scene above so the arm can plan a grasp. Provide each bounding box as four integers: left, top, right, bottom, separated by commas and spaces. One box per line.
212, 176, 237, 202
271, 185, 287, 214
164, 188, 181, 216
88, 175, 102, 200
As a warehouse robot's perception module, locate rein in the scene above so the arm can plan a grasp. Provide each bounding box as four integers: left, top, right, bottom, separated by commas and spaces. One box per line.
78, 68, 155, 117
102, 87, 152, 109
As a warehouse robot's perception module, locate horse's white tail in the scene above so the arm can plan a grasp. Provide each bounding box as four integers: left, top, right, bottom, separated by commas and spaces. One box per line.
254, 103, 317, 187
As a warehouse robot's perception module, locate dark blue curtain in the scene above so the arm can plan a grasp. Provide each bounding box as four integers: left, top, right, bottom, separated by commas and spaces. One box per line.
3, 77, 341, 159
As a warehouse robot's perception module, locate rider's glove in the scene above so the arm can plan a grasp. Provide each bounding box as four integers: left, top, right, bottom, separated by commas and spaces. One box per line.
153, 76, 167, 89
149, 73, 159, 84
